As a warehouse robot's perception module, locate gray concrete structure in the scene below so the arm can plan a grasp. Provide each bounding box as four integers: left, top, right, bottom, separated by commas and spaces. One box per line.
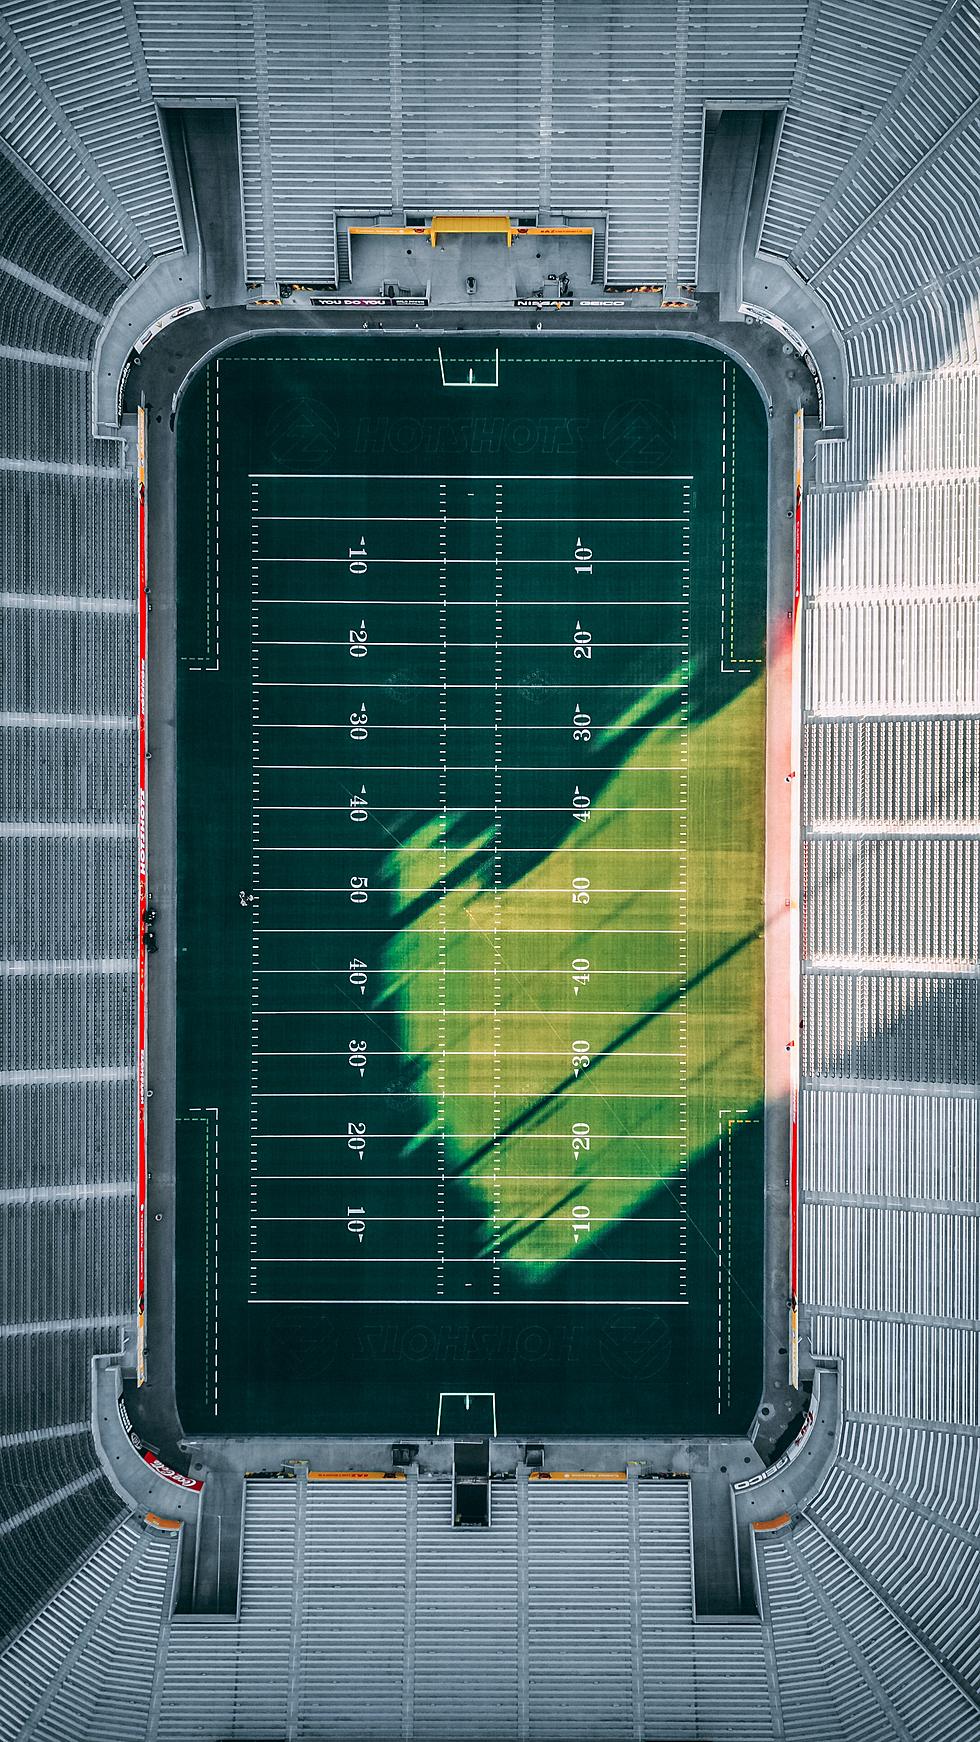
1, 3, 979, 1737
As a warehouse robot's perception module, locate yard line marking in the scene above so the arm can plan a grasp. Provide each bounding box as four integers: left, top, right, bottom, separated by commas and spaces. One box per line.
257, 723, 688, 731
258, 513, 686, 520
256, 682, 685, 690
255, 556, 687, 565
256, 598, 688, 606
257, 886, 683, 893
254, 1173, 685, 1181
255, 1089, 686, 1098
253, 1131, 684, 1140
256, 639, 687, 648
256, 1010, 684, 1019
257, 1128, 685, 1142
255, 967, 682, 976
257, 804, 685, 813
247, 1299, 691, 1307
257, 1047, 682, 1056
252, 471, 694, 480
257, 763, 685, 772
256, 928, 683, 935
255, 1214, 682, 1224
252, 1256, 684, 1264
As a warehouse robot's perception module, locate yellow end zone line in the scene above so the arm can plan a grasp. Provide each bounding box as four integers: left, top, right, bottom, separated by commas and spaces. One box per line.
529, 1471, 627, 1482
306, 1470, 406, 1481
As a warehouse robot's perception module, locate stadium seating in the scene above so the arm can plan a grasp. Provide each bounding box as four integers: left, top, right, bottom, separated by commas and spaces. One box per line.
0, 1516, 175, 1742
0, 141, 139, 1674
0, 0, 978, 1734
154, 1475, 777, 1741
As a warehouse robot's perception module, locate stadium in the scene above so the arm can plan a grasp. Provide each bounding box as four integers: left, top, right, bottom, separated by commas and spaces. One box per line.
0, 2, 977, 1737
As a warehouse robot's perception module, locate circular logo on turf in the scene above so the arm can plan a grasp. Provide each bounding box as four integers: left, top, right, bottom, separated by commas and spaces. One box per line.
598, 1309, 671, 1379
602, 399, 675, 469
266, 400, 340, 463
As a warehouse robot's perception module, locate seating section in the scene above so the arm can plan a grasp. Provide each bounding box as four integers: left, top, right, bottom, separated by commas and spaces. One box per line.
134, 0, 820, 286
0, 146, 139, 1659
0, 1516, 176, 1742
759, 1523, 980, 1742
154, 1475, 776, 1742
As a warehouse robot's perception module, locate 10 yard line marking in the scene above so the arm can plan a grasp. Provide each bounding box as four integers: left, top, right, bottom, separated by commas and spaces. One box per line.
256, 1213, 682, 1224
255, 556, 686, 566
253, 1256, 684, 1265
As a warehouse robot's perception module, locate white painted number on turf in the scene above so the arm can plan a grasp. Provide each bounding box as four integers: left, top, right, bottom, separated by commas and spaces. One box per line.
572, 704, 592, 742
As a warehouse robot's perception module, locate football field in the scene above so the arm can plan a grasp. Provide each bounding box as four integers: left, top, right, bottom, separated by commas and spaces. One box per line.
173, 336, 768, 1435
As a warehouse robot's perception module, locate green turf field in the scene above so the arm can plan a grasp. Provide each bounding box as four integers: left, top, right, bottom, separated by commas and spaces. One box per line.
173, 335, 768, 1436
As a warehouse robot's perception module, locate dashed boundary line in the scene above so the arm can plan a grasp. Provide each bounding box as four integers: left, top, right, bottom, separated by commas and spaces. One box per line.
177, 1107, 219, 1416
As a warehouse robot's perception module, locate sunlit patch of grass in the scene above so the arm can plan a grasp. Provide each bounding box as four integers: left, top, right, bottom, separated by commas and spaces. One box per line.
383, 667, 766, 1273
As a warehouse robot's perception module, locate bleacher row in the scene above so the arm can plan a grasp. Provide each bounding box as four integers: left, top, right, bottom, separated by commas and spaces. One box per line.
0, 124, 138, 1687
0, 0, 978, 1735
787, 0, 980, 1690
152, 1478, 775, 1742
